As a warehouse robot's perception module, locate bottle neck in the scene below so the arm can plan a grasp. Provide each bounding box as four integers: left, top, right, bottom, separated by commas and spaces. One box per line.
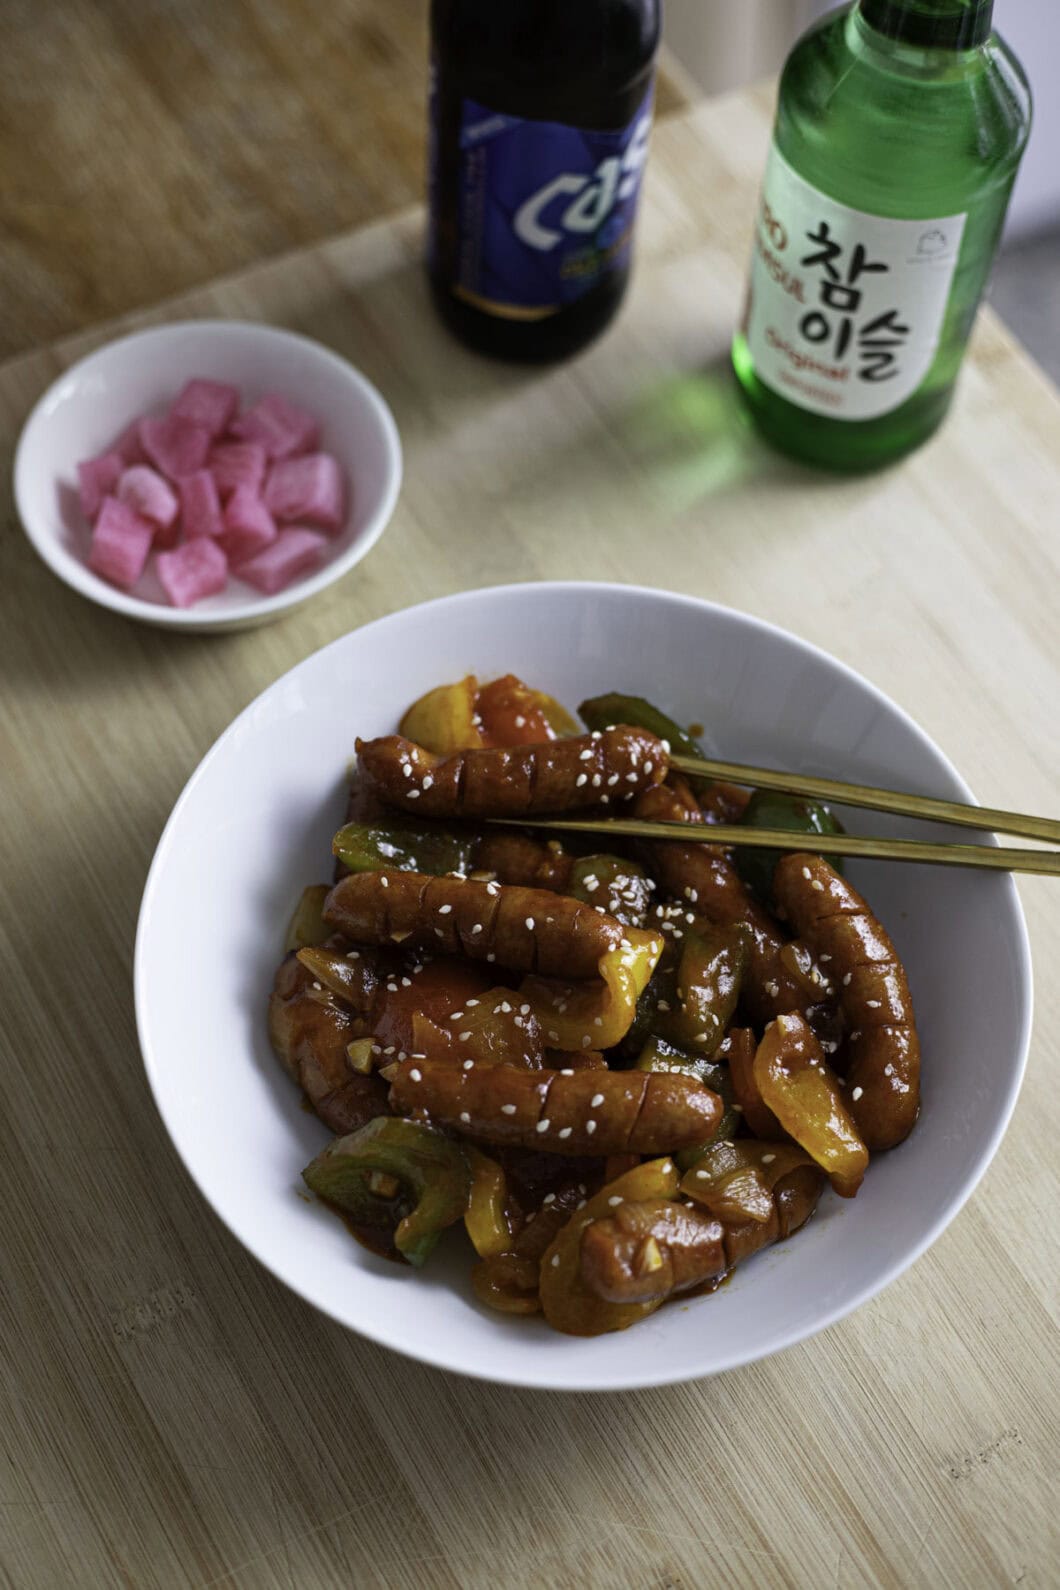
858, 0, 994, 49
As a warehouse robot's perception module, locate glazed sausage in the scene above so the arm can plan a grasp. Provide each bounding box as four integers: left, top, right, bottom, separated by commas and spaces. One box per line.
472, 831, 574, 891
580, 1200, 727, 1303
356, 726, 667, 817
580, 1152, 825, 1305
268, 954, 390, 1135
324, 869, 626, 979
633, 782, 810, 1025
772, 853, 920, 1150
385, 1060, 722, 1156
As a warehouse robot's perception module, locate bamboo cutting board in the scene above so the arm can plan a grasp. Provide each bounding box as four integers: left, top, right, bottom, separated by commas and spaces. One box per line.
1, 88, 1058, 1588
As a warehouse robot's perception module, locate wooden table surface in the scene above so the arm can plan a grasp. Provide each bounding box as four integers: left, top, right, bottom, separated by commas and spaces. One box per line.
2, 80, 1059, 1590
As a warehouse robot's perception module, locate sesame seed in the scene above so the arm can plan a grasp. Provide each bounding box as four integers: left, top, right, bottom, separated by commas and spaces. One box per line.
383, 1045, 396, 1055
581, 1036, 591, 1048
346, 950, 360, 960
386, 982, 398, 993
402, 764, 413, 778
590, 1093, 605, 1108
558, 1127, 573, 1139
761, 1153, 776, 1164
592, 774, 602, 787
438, 903, 452, 915
520, 1004, 530, 1015
311, 980, 322, 991
409, 1068, 422, 1082
551, 1254, 560, 1267
579, 748, 593, 761
543, 1192, 556, 1204
586, 1120, 597, 1135
407, 790, 421, 799
486, 953, 495, 962
657, 999, 670, 1012
644, 761, 653, 774
626, 772, 638, 783
380, 876, 389, 888
514, 715, 526, 728
559, 1068, 573, 1076
536, 1119, 551, 1134
867, 999, 881, 1008
463, 1059, 474, 1070
471, 923, 483, 934
458, 1111, 470, 1124
401, 977, 412, 988
600, 795, 610, 805
661, 739, 671, 754
525, 917, 535, 930
608, 1196, 623, 1207
593, 1017, 603, 1027
843, 972, 852, 986
820, 953, 831, 962
422, 775, 434, 789
499, 1001, 512, 1013
811, 879, 824, 892
591, 730, 602, 740
576, 1199, 586, 1210
459, 1031, 472, 1041
801, 866, 811, 880
549, 1030, 560, 1042
852, 1086, 864, 1101
696, 1170, 709, 1180
501, 1103, 517, 1115
607, 773, 620, 786
575, 773, 588, 787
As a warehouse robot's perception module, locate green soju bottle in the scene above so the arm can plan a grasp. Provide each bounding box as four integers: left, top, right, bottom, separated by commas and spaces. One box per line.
732, 0, 1031, 470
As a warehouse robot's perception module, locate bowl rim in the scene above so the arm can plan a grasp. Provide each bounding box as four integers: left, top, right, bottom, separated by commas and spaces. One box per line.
134, 580, 1034, 1389
13, 318, 403, 630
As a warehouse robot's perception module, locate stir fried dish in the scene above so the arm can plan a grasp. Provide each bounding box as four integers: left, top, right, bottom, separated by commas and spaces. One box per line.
269, 674, 921, 1336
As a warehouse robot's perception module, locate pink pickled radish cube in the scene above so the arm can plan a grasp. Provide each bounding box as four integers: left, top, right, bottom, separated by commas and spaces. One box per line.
263, 453, 345, 531
156, 536, 228, 609
118, 466, 179, 542
208, 439, 267, 499
88, 495, 154, 590
230, 392, 319, 459
179, 470, 224, 539
113, 419, 148, 466
170, 378, 239, 437
236, 527, 328, 595
139, 414, 211, 481
218, 485, 277, 564
77, 451, 123, 520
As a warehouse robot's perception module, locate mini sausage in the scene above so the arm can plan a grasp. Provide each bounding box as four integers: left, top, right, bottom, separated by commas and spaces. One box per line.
385, 1060, 722, 1156
356, 726, 667, 817
579, 1199, 727, 1303
772, 853, 920, 1151
268, 954, 390, 1135
633, 781, 811, 1025
324, 869, 626, 979
580, 1154, 824, 1305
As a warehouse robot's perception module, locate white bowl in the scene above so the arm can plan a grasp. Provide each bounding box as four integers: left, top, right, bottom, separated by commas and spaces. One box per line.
14, 320, 402, 631
135, 583, 1032, 1389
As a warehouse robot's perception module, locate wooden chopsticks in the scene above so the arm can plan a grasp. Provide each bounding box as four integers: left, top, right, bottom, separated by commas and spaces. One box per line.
489, 817, 1060, 877
485, 754, 1060, 876
668, 753, 1060, 847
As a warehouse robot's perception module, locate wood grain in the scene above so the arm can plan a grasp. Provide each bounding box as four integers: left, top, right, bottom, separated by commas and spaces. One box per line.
0, 0, 691, 361
2, 88, 1058, 1589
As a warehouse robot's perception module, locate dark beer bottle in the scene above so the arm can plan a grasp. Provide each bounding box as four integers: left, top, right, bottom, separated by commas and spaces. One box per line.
427, 0, 661, 362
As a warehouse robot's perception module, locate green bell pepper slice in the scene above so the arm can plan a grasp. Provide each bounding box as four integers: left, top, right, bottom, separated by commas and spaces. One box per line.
736, 790, 845, 903
333, 818, 476, 879
567, 853, 651, 927
303, 1117, 471, 1267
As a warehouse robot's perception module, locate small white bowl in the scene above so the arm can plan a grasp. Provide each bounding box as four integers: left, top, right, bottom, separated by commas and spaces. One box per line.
14, 320, 402, 632
135, 583, 1032, 1389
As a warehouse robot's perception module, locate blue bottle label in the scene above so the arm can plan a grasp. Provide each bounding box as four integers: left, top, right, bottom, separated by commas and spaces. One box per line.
445, 89, 653, 319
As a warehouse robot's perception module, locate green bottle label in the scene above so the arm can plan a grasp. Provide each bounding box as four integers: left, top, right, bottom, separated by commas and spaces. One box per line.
743, 145, 967, 421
